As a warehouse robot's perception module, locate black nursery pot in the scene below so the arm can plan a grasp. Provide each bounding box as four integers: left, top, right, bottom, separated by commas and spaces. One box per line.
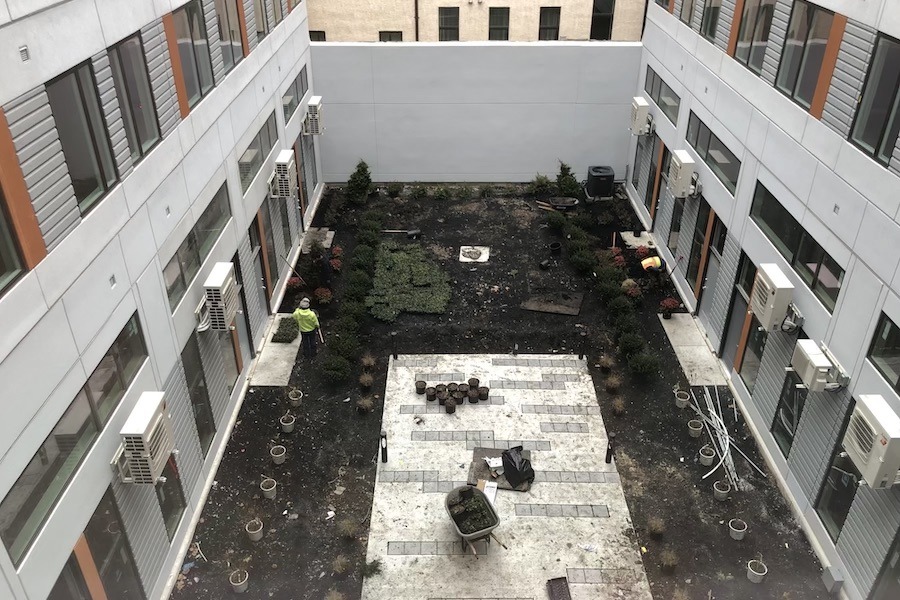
426, 387, 437, 402
549, 242, 562, 255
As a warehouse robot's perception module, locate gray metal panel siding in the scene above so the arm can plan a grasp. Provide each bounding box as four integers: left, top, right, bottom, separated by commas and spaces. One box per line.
281, 0, 289, 18
244, 0, 259, 52
673, 0, 683, 20
715, 0, 737, 52
164, 362, 204, 492
141, 19, 180, 139
286, 194, 301, 245
788, 388, 853, 501
703, 233, 741, 350
265, 197, 286, 281
265, 0, 276, 37
3, 87, 81, 251
91, 51, 134, 180
749, 329, 796, 424
836, 486, 900, 598
655, 185, 676, 248
112, 476, 168, 593
674, 195, 700, 279
634, 136, 653, 210
237, 234, 267, 345
761, 0, 792, 86
821, 20, 877, 137
197, 331, 230, 424
203, 0, 226, 84
691, 0, 704, 32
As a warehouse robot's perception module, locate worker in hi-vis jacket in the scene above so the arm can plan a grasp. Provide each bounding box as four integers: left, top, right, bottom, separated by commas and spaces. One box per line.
293, 297, 320, 358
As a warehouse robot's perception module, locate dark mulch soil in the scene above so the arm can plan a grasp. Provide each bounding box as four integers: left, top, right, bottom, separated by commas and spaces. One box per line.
171, 184, 827, 600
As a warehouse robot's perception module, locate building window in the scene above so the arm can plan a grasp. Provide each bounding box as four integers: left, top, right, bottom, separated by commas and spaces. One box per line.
776, 0, 834, 109
275, 195, 292, 255
667, 196, 685, 253
48, 555, 91, 600
82, 489, 145, 600
283, 65, 308, 122
735, 0, 775, 75
869, 313, 900, 390
379, 31, 403, 42
239, 112, 278, 193
215, 0, 244, 74
739, 315, 767, 393
164, 231, 201, 310
182, 333, 216, 455
686, 198, 712, 289
273, 0, 284, 25
173, 0, 215, 108
489, 7, 510, 41
155, 456, 186, 541
539, 7, 561, 40
645, 66, 681, 125
0, 394, 98, 565
0, 315, 146, 565
220, 330, 240, 394
686, 112, 741, 194
873, 537, 900, 600
700, 0, 721, 41
632, 136, 645, 189
46, 63, 118, 214
850, 34, 900, 166
195, 184, 232, 257
254, 0, 270, 41
0, 188, 24, 295
771, 369, 808, 457
680, 0, 695, 25
109, 34, 160, 162
439, 7, 459, 41
736, 252, 757, 299
85, 314, 147, 424
300, 132, 318, 202
750, 183, 844, 311
816, 442, 860, 541
309, 30, 326, 41
590, 0, 615, 40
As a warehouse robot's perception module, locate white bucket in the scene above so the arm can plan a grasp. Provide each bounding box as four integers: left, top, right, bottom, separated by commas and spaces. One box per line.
245, 519, 263, 542
747, 560, 767, 584
229, 569, 249, 593
260, 478, 277, 499
270, 445, 286, 465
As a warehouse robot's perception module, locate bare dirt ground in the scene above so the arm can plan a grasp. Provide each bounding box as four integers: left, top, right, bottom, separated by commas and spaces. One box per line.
170, 184, 828, 600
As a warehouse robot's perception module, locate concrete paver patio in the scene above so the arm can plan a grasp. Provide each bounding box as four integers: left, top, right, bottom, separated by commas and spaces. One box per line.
362, 354, 652, 600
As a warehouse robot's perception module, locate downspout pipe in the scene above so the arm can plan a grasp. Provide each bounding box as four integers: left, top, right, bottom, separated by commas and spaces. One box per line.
415, 0, 420, 40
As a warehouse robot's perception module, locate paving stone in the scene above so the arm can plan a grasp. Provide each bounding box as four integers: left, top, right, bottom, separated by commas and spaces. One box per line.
403, 541, 421, 554
381, 471, 394, 482
592, 505, 610, 517
561, 505, 578, 517
425, 431, 438, 441
387, 542, 403, 555
576, 505, 594, 517
423, 481, 437, 492
560, 472, 576, 483
583, 568, 604, 584
589, 472, 606, 483
574, 472, 591, 483
411, 431, 425, 441
546, 504, 563, 517
567, 568, 585, 584
607, 473, 621, 484
543, 470, 560, 482
515, 504, 531, 516
420, 541, 437, 555
452, 431, 466, 441
530, 504, 548, 517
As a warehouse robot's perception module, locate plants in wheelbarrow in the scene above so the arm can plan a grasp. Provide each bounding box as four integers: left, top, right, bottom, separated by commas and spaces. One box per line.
448, 489, 497, 534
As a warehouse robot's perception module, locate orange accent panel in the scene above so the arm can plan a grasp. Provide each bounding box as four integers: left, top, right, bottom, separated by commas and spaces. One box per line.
237, 0, 251, 57
727, 0, 746, 56
287, 0, 293, 13
230, 321, 243, 372
163, 13, 191, 119
668, 0, 676, 13
733, 309, 754, 372
693, 209, 717, 299
810, 14, 847, 119
73, 537, 109, 600
0, 107, 46, 269
648, 142, 666, 220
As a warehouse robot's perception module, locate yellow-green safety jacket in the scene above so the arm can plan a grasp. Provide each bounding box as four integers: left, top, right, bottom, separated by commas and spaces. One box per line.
293, 308, 320, 333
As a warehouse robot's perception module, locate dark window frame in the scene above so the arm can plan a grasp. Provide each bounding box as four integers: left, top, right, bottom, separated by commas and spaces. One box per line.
174, 0, 215, 108
439, 7, 460, 41
685, 112, 741, 194
849, 33, 900, 167
489, 7, 510, 40
155, 455, 186, 541
309, 30, 326, 41
868, 313, 900, 391
0, 187, 24, 297
379, 30, 403, 42
680, 0, 695, 25
539, 7, 561, 40
108, 33, 161, 162
645, 66, 681, 125
813, 404, 859, 543
686, 197, 712, 289
771, 368, 808, 457
700, 0, 721, 41
182, 333, 216, 455
215, 0, 245, 74
734, 0, 775, 75
775, 0, 834, 110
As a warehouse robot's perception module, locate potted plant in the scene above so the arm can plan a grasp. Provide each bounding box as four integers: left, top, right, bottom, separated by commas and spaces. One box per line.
425, 386, 437, 402
467, 387, 479, 403
458, 383, 470, 395
314, 287, 333, 305
445, 398, 457, 414
437, 390, 449, 405
477, 386, 490, 401
356, 397, 374, 415
359, 373, 374, 393
245, 518, 264, 542
660, 297, 680, 319
415, 380, 427, 394
229, 569, 249, 594
435, 383, 447, 394
288, 387, 303, 407
447, 383, 459, 394
468, 377, 480, 389
280, 413, 295, 433
270, 445, 286, 465
635, 245, 650, 259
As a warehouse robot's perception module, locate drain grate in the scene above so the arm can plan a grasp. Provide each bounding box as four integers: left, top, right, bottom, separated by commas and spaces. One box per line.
546, 577, 572, 600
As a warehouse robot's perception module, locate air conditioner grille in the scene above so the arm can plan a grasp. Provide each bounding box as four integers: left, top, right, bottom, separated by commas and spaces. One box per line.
206, 276, 238, 331
847, 412, 875, 465
751, 276, 772, 313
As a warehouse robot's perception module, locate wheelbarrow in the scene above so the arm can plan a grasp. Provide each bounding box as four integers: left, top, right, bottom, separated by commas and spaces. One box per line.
445, 486, 508, 558
547, 197, 579, 211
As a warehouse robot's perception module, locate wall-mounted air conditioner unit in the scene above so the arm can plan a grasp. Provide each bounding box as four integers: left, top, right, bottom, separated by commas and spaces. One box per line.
204, 262, 239, 331
273, 149, 298, 198
630, 96, 653, 136
844, 394, 900, 489
303, 96, 324, 135
790, 339, 832, 392
281, 95, 294, 110
114, 392, 175, 484
750, 263, 794, 331
238, 147, 259, 183
668, 150, 696, 198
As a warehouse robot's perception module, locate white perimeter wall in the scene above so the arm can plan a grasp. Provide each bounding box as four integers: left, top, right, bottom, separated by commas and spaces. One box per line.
311, 42, 641, 183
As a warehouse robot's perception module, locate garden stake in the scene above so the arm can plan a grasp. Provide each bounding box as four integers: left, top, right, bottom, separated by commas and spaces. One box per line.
380, 431, 388, 463
279, 253, 306, 286
579, 330, 588, 360
390, 331, 398, 358
605, 433, 616, 464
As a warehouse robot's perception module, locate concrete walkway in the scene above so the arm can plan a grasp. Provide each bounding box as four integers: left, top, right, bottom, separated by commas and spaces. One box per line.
362, 354, 651, 600
658, 314, 727, 386
248, 314, 299, 386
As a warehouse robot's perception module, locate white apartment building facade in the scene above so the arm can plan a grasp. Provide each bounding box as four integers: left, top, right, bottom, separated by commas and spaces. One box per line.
306, 0, 648, 42
0, 1, 322, 599
627, 2, 900, 599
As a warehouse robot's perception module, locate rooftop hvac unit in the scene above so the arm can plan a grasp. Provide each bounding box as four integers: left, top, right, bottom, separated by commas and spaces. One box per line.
630, 96, 652, 136
204, 262, 238, 331
272, 149, 298, 198
750, 263, 794, 331
667, 150, 696, 198
790, 339, 833, 392
114, 392, 175, 484
303, 96, 324, 135
844, 395, 900, 489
